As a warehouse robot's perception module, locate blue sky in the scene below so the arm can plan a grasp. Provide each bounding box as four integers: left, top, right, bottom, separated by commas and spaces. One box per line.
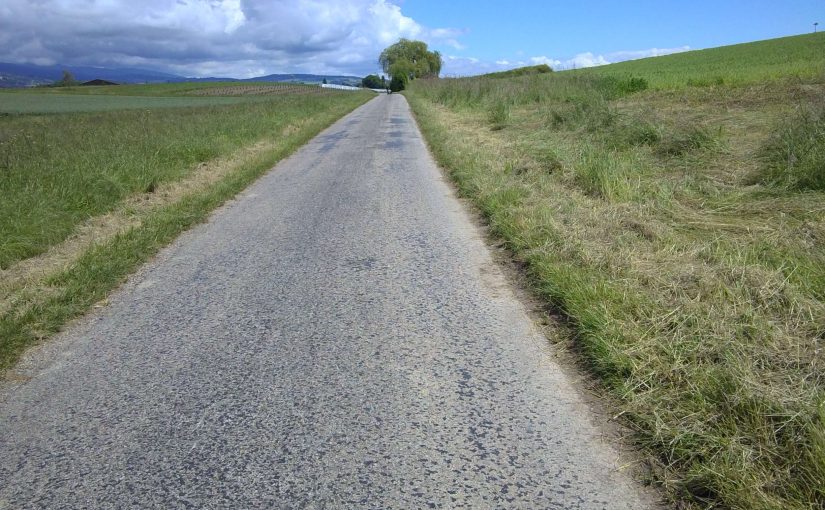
0, 0, 821, 78
404, 0, 824, 75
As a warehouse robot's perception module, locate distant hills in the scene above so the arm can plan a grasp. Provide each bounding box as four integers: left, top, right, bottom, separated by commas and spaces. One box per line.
0, 62, 363, 88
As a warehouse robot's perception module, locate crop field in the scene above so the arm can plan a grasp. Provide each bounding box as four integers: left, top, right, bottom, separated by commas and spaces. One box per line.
0, 84, 372, 370
407, 32, 825, 510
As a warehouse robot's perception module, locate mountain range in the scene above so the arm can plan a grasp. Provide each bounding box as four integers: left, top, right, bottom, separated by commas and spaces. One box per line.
0, 62, 363, 88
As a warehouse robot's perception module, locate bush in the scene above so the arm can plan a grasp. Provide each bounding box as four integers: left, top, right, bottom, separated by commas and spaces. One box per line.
593, 76, 649, 99
389, 76, 406, 93
484, 64, 553, 79
361, 74, 384, 89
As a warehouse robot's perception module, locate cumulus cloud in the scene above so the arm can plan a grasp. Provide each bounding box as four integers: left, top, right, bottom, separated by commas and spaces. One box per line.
529, 56, 562, 68
0, 0, 462, 77
545, 46, 691, 71
442, 56, 526, 77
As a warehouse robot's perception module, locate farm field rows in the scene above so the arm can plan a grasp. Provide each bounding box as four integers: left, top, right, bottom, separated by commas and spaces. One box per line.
0, 83, 372, 370
406, 32, 825, 510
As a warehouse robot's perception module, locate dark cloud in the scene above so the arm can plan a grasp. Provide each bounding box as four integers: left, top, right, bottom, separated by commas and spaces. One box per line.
0, 0, 461, 77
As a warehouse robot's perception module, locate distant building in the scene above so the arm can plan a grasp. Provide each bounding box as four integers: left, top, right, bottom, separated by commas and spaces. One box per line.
80, 79, 119, 86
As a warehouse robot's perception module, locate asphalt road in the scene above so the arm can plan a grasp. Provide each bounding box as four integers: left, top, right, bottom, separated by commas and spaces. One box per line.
0, 94, 655, 509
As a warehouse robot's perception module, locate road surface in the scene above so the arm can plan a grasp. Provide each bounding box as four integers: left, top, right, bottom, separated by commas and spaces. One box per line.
0, 95, 655, 508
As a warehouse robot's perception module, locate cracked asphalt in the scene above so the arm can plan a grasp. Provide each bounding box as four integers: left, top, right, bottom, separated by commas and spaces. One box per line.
0, 94, 656, 509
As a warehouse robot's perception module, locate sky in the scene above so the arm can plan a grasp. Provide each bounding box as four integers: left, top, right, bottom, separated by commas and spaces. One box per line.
0, 0, 821, 78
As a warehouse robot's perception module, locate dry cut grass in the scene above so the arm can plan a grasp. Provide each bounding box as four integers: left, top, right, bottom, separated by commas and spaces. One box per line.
407, 71, 825, 509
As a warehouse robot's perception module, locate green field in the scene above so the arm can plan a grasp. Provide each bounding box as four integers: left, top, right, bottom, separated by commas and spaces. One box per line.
5, 81, 325, 96
0, 82, 336, 113
407, 32, 825, 509
0, 93, 279, 113
0, 83, 372, 370
573, 32, 825, 88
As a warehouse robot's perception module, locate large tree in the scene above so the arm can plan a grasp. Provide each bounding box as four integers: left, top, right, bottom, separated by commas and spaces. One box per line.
378, 39, 442, 83
361, 74, 384, 89
56, 70, 77, 87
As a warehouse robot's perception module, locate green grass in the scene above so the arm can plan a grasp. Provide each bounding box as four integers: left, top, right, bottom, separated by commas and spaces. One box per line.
571, 32, 825, 89
759, 102, 825, 191
0, 93, 278, 113
13, 81, 323, 96
0, 84, 371, 369
0, 89, 369, 267
483, 63, 553, 79
406, 32, 825, 510
0, 82, 334, 113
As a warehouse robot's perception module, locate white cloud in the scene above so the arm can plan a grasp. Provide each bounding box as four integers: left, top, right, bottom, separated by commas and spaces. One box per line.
563, 52, 610, 69
428, 28, 466, 50
443, 56, 522, 77
444, 39, 466, 50
606, 46, 690, 61
529, 56, 562, 68
0, 0, 464, 77
449, 45, 692, 76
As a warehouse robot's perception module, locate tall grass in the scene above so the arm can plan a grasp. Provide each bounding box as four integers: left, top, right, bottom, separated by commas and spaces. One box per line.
759, 102, 825, 191
407, 60, 825, 509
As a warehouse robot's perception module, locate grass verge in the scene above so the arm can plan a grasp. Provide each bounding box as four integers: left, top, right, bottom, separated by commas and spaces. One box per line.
405, 67, 824, 510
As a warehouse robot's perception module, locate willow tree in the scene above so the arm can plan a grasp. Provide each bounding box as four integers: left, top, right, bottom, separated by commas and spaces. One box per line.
379, 39, 442, 85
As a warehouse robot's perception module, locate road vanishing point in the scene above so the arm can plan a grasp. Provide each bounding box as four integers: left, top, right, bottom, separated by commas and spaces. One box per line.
0, 95, 656, 509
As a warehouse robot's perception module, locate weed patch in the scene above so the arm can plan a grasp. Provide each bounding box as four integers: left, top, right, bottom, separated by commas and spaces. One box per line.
488, 100, 510, 130
656, 125, 725, 157
759, 103, 825, 191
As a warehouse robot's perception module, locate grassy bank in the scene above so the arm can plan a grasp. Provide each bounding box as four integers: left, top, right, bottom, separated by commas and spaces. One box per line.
406, 34, 824, 510
573, 32, 825, 89
0, 86, 372, 370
